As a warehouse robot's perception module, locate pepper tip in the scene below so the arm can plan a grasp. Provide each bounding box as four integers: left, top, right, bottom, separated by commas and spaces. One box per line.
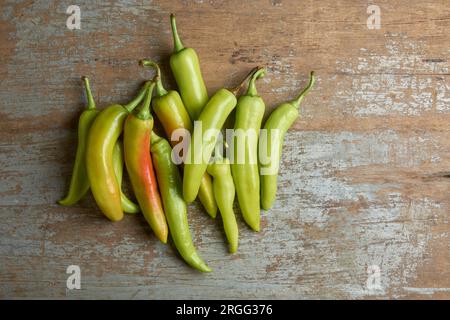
108, 215, 124, 222
159, 236, 168, 244
200, 265, 212, 273
251, 222, 260, 232
57, 199, 69, 206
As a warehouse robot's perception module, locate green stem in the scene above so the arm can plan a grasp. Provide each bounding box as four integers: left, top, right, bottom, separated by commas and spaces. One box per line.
246, 67, 265, 97
170, 14, 184, 53
150, 130, 163, 145
229, 66, 263, 96
135, 82, 155, 120
290, 71, 315, 108
124, 81, 152, 113
81, 76, 96, 110
140, 60, 168, 96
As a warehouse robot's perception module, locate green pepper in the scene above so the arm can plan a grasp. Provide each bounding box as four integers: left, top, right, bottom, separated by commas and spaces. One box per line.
207, 157, 239, 253
140, 60, 218, 218
169, 14, 208, 121
59, 77, 140, 214
151, 132, 211, 272
86, 81, 151, 221
231, 68, 266, 232
112, 141, 140, 214
259, 71, 315, 210
59, 76, 98, 206
183, 66, 261, 203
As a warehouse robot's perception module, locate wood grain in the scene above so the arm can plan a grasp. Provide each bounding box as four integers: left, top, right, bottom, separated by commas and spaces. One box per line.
0, 0, 448, 299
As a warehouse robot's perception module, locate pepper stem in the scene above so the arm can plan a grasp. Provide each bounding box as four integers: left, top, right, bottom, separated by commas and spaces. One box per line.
290, 71, 316, 108
135, 82, 156, 120
229, 66, 263, 96
81, 76, 96, 110
150, 131, 163, 146
140, 60, 168, 97
170, 14, 184, 53
246, 67, 265, 97
124, 81, 152, 113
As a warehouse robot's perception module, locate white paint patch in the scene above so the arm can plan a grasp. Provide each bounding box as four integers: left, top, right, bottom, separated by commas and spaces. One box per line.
436, 80, 449, 112
334, 34, 449, 116
275, 131, 448, 298
403, 287, 450, 294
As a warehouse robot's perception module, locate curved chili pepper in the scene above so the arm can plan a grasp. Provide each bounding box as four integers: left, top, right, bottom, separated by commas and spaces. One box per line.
151, 132, 211, 272
183, 66, 261, 203
207, 157, 239, 253
86, 81, 151, 221
112, 141, 140, 214
140, 60, 218, 218
259, 71, 315, 210
59, 77, 140, 214
140, 60, 193, 135
59, 76, 99, 206
124, 82, 168, 243
169, 14, 208, 121
231, 68, 266, 232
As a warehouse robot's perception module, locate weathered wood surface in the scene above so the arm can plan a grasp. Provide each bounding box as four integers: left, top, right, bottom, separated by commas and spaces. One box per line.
0, 0, 448, 299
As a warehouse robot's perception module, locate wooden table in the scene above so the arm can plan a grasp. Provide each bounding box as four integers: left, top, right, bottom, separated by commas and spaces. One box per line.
0, 0, 448, 299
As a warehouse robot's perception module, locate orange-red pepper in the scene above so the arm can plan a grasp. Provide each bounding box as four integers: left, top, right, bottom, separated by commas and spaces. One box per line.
123, 82, 168, 243
86, 81, 151, 222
